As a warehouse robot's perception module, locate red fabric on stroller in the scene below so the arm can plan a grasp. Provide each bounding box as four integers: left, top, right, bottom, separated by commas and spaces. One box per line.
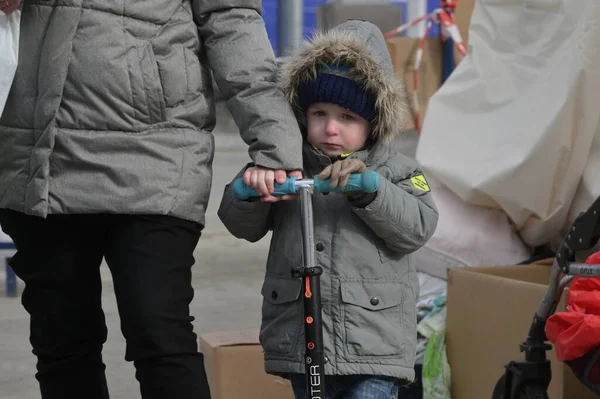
546, 251, 600, 362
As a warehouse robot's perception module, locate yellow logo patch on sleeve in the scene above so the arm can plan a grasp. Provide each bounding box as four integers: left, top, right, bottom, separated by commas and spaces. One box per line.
410, 174, 431, 192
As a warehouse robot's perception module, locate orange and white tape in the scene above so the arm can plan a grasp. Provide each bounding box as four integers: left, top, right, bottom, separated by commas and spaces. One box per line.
384, 2, 467, 133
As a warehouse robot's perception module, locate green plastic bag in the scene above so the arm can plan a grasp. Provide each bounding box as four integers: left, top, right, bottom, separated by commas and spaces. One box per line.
422, 326, 451, 399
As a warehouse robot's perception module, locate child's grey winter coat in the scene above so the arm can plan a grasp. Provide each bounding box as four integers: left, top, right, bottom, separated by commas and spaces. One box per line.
218, 20, 439, 382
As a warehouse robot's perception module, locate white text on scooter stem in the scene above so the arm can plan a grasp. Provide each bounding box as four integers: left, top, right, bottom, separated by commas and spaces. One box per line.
309, 365, 322, 398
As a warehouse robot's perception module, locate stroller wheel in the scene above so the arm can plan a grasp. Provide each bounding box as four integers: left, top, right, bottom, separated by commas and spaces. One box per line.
492, 375, 506, 399
492, 375, 549, 399
517, 385, 549, 399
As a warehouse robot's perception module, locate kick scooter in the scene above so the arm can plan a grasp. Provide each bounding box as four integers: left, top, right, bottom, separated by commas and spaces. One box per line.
233, 171, 380, 398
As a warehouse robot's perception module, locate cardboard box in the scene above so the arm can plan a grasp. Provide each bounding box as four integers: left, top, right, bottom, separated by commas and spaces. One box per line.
386, 37, 443, 131
446, 265, 597, 399
200, 330, 294, 399
317, 4, 403, 35
454, 0, 475, 48
454, 0, 475, 64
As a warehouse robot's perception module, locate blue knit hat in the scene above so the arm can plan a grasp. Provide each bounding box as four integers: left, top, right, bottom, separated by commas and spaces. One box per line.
298, 64, 376, 123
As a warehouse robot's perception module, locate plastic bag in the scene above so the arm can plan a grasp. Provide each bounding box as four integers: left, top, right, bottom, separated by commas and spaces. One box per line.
419, 303, 452, 399
422, 330, 451, 399
0, 9, 20, 116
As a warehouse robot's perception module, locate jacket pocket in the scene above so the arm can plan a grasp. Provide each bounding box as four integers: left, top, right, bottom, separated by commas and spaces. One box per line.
259, 274, 303, 355
128, 41, 167, 125
341, 281, 405, 357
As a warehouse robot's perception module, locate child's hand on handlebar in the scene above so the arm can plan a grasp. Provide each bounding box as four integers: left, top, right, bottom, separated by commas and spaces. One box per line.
317, 159, 367, 197
243, 166, 303, 203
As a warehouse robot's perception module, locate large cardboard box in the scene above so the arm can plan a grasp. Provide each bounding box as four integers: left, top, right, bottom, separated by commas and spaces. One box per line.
454, 0, 475, 64
454, 0, 475, 48
200, 330, 294, 399
317, 4, 403, 35
447, 264, 597, 399
386, 37, 443, 131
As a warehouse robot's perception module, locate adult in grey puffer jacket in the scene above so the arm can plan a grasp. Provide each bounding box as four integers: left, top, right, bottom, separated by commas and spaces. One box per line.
218, 20, 439, 398
0, 1, 302, 398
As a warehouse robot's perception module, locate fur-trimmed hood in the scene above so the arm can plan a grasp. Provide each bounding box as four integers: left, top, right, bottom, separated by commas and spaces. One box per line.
281, 20, 408, 143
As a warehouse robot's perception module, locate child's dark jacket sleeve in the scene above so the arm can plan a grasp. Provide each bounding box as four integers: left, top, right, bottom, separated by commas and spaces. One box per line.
217, 165, 273, 242
351, 153, 439, 254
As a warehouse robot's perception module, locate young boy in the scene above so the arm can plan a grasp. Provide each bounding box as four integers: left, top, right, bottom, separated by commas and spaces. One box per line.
218, 20, 439, 399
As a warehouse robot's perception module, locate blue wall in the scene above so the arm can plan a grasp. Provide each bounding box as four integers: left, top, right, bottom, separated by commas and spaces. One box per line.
262, 0, 326, 56
261, 0, 279, 54
262, 0, 441, 56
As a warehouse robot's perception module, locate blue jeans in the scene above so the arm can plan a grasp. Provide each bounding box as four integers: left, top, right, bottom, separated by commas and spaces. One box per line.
289, 374, 399, 399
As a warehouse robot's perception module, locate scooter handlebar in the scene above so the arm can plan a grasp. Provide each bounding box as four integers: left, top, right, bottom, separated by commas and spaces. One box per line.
232, 170, 380, 201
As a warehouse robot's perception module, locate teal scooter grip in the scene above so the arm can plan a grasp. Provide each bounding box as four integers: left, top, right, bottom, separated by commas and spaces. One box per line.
232, 171, 380, 200
313, 170, 380, 194
232, 176, 299, 200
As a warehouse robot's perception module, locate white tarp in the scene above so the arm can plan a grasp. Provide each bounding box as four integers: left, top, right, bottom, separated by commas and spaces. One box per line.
415, 0, 600, 247
413, 177, 531, 280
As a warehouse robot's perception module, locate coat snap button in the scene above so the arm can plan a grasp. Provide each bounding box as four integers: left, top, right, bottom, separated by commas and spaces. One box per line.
271, 291, 278, 300
370, 297, 380, 306
316, 243, 325, 252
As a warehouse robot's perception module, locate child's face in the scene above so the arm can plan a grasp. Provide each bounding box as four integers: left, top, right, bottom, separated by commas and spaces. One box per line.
306, 103, 371, 158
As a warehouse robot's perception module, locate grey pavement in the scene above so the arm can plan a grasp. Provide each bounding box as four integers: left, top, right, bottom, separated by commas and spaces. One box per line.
0, 103, 419, 399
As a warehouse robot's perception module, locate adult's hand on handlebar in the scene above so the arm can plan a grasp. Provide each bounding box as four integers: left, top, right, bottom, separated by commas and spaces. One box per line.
243, 166, 303, 203
1, 0, 21, 15
261, 170, 303, 203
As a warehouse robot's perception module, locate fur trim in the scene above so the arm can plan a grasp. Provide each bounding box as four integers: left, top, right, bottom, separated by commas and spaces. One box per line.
281, 30, 408, 143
